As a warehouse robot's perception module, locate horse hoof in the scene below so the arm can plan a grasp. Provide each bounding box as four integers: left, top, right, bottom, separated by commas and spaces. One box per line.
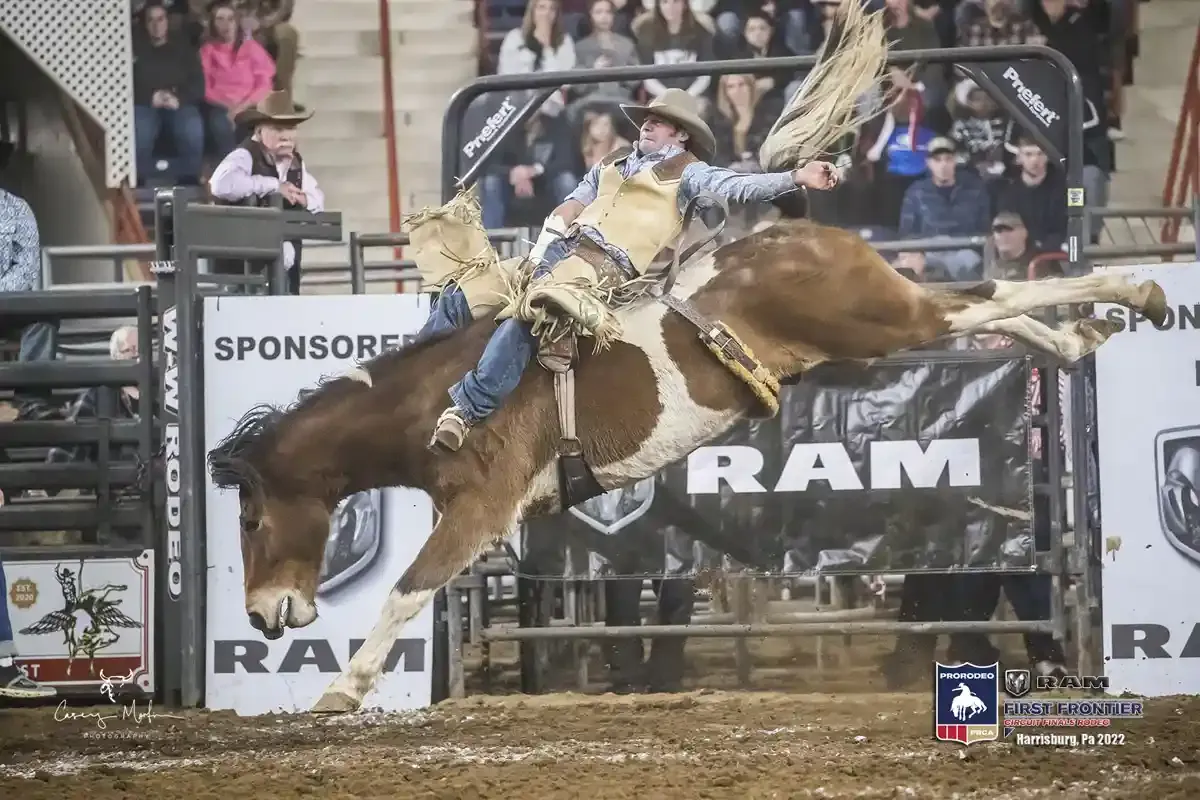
311, 691, 360, 714
1137, 280, 1167, 327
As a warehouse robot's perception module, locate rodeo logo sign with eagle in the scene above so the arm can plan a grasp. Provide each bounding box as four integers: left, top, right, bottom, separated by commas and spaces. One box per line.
19, 564, 143, 678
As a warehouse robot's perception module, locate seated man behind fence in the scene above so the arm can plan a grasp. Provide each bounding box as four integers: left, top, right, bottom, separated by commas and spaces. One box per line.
898, 137, 990, 281
415, 89, 840, 453
46, 326, 142, 470
209, 91, 324, 294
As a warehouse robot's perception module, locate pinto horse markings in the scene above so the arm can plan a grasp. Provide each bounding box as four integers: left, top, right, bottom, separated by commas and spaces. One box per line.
207, 219, 1166, 713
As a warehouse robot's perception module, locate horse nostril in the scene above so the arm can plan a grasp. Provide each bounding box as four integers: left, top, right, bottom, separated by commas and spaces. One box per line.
248, 611, 268, 632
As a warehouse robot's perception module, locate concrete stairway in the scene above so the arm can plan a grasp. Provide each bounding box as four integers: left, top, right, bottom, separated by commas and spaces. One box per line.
290, 0, 476, 286
1101, 1, 1199, 261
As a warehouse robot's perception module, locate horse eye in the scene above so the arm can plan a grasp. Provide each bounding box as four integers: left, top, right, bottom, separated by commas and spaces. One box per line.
243, 518, 262, 533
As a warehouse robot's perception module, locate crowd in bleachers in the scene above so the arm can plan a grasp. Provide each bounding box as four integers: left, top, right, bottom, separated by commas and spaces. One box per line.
130, 0, 301, 188
480, 0, 1133, 281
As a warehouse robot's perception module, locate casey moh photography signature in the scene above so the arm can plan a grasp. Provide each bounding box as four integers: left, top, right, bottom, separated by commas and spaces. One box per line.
52, 667, 185, 730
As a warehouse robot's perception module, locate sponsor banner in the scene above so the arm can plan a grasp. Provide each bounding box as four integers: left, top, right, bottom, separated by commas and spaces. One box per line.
202, 295, 436, 715
458, 91, 521, 178
4, 552, 155, 690
521, 357, 1032, 578
956, 60, 1069, 163
1096, 262, 1200, 696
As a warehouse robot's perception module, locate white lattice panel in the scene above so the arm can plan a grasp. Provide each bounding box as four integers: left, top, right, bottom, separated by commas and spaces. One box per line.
0, 0, 134, 187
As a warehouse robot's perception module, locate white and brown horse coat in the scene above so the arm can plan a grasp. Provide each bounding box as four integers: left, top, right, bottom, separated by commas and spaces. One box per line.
215, 219, 1162, 713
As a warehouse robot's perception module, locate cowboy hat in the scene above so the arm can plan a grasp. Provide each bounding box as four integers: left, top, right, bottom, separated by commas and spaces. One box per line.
237, 91, 313, 127
620, 88, 716, 163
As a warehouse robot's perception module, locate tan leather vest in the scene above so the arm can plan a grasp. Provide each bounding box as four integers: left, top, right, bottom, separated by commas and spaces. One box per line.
572, 147, 698, 274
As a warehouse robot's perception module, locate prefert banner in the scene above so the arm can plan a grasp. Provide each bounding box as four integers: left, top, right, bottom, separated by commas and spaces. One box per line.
520, 356, 1033, 579
457, 91, 521, 180
1096, 262, 1200, 697
202, 295, 436, 715
956, 59, 1068, 163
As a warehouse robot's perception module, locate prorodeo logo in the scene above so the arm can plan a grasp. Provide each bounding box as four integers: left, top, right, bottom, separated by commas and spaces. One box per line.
1002, 66, 1060, 128
462, 97, 518, 160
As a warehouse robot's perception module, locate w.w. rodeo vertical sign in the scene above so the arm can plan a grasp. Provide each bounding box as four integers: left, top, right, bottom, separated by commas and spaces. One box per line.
202, 294, 437, 714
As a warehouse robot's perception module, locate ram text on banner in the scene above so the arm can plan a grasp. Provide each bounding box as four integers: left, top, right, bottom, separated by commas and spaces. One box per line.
202, 294, 435, 715
521, 356, 1032, 579
1096, 262, 1200, 697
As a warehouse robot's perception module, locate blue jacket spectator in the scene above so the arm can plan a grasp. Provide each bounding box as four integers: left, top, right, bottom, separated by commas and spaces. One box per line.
899, 137, 991, 280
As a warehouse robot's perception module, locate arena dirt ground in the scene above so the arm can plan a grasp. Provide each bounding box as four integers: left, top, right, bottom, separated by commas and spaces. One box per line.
3, 688, 1199, 799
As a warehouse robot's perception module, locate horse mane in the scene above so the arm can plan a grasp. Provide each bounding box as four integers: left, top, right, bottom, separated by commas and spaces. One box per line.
206, 324, 466, 493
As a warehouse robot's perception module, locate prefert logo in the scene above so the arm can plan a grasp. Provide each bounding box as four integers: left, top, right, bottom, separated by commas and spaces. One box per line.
1002, 66, 1060, 128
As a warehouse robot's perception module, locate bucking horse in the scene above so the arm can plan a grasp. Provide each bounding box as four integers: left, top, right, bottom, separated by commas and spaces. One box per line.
208, 1, 1167, 713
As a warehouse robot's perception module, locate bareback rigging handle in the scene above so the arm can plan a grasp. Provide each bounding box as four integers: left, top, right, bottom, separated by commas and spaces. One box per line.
657, 191, 730, 297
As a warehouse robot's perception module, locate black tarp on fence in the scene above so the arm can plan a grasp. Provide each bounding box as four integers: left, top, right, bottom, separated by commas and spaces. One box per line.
521, 354, 1033, 579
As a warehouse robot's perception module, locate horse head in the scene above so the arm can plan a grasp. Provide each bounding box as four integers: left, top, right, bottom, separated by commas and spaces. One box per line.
207, 404, 339, 640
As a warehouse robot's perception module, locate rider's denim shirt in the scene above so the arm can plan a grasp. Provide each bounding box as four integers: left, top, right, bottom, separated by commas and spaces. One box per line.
562, 144, 799, 274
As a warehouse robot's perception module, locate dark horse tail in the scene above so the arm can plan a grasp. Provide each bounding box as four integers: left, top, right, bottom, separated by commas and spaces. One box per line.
758, 0, 893, 219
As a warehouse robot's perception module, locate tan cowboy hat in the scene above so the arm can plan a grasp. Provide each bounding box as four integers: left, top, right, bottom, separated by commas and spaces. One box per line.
238, 91, 313, 127
620, 88, 716, 163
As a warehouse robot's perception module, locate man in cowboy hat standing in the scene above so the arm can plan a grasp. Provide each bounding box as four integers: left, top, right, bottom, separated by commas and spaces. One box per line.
209, 90, 324, 294
426, 88, 839, 452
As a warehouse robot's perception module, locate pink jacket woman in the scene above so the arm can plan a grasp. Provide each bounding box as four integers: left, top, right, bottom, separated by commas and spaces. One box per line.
200, 37, 275, 111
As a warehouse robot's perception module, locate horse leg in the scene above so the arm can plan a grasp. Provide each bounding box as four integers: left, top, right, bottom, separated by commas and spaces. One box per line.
312, 498, 519, 713
941, 274, 1166, 333
971, 314, 1122, 364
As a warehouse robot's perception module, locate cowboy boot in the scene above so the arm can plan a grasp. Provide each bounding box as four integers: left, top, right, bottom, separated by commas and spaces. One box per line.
518, 256, 621, 343
428, 406, 472, 453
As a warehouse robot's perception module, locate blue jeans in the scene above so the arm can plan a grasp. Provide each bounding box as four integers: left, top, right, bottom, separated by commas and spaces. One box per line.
5, 321, 58, 413
0, 557, 14, 657
134, 104, 205, 183
480, 171, 580, 230
204, 104, 238, 158
421, 238, 577, 423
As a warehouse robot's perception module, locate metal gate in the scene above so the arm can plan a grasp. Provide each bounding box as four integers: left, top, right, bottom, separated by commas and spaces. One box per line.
434, 45, 1101, 699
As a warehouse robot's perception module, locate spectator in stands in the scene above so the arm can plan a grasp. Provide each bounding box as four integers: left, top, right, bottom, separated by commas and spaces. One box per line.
883, 0, 949, 126
955, 0, 1041, 46
574, 0, 639, 35
714, 0, 811, 57
992, 135, 1067, 251
579, 110, 632, 169
200, 0, 276, 158
499, 0, 577, 118
709, 74, 782, 170
46, 327, 142, 470
1029, 0, 1113, 241
0, 560, 57, 698
984, 211, 1036, 279
567, 0, 641, 122
0, 180, 58, 422
480, 112, 581, 229
237, 0, 300, 93
133, 1, 206, 186
899, 136, 991, 280
862, 90, 938, 227
729, 7, 798, 104
948, 79, 1008, 179
634, 0, 716, 108
209, 92, 323, 294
